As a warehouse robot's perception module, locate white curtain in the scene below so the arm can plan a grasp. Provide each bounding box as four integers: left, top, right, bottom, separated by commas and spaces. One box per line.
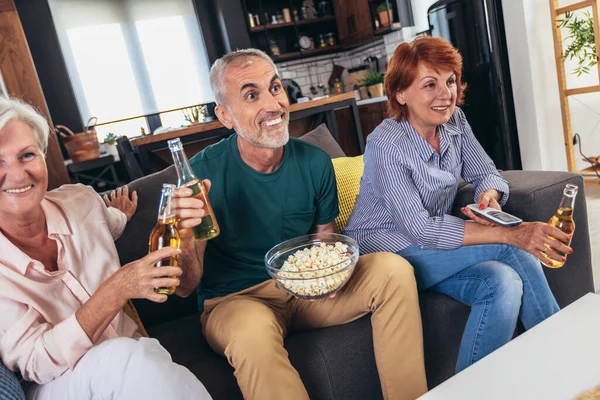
49, 0, 214, 125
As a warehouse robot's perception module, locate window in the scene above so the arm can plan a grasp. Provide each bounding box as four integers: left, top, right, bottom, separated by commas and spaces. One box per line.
49, 0, 213, 140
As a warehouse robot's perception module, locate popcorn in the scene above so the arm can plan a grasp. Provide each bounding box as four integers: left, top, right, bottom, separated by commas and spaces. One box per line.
275, 242, 353, 298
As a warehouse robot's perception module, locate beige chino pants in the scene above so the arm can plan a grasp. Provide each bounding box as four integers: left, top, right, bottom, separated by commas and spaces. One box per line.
201, 252, 427, 400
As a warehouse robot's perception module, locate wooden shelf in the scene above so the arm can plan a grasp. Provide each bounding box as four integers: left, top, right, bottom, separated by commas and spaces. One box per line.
374, 24, 402, 36
251, 22, 294, 32
249, 16, 336, 32
272, 45, 341, 62
272, 51, 302, 61
297, 16, 336, 26
301, 45, 340, 55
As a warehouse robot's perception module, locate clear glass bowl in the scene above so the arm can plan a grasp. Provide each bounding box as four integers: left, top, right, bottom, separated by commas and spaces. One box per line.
265, 233, 359, 300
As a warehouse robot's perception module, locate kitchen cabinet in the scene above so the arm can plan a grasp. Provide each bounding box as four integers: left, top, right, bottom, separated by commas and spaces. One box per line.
242, 0, 342, 62
334, 0, 374, 46
241, 0, 381, 62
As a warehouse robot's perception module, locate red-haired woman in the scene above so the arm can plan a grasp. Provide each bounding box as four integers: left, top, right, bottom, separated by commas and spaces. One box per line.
344, 36, 569, 373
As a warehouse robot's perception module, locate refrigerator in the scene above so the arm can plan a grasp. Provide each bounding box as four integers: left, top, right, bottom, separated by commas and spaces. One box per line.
428, 0, 521, 170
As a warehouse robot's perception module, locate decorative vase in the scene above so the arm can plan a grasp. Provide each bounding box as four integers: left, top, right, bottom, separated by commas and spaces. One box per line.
379, 10, 391, 28
105, 143, 119, 158
368, 83, 384, 98
359, 86, 370, 100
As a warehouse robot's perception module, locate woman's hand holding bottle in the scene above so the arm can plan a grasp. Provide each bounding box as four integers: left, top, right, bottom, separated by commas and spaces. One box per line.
506, 222, 572, 266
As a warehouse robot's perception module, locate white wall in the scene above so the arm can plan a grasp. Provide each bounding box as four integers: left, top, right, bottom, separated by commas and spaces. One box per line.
501, 0, 568, 171
563, 12, 600, 173
500, 0, 600, 172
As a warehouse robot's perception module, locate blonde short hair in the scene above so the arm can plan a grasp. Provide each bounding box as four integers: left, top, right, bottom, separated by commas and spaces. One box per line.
0, 97, 50, 153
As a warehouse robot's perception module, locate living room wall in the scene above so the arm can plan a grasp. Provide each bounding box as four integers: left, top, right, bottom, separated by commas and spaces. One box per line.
565, 55, 600, 173
501, 0, 571, 171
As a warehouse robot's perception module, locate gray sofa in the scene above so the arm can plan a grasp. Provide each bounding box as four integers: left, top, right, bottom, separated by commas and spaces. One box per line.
1, 141, 595, 399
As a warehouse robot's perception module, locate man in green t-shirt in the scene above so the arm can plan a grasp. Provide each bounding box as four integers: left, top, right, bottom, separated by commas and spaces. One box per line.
175, 49, 427, 400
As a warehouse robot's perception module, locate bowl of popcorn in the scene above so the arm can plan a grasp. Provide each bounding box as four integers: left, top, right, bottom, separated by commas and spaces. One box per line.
265, 233, 359, 300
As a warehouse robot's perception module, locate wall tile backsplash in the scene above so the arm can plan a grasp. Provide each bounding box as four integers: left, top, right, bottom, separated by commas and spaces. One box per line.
276, 30, 404, 99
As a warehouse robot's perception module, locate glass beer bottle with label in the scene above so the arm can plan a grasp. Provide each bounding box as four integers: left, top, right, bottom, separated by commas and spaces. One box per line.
168, 138, 220, 241
149, 184, 181, 295
542, 183, 578, 268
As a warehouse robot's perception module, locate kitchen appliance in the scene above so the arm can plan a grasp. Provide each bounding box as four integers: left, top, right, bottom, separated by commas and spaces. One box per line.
347, 65, 369, 92
364, 56, 380, 73
428, 0, 521, 170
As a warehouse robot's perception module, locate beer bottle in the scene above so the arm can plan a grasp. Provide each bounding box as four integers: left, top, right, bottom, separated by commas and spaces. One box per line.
168, 138, 220, 241
149, 184, 181, 295
542, 183, 578, 268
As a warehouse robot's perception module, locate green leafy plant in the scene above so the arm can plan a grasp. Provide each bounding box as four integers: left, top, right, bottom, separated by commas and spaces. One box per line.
182, 105, 209, 124
558, 11, 597, 76
376, 1, 393, 13
361, 72, 385, 87
102, 132, 117, 145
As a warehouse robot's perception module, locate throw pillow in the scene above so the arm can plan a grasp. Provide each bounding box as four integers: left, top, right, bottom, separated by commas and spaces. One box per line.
331, 155, 364, 232
298, 124, 346, 159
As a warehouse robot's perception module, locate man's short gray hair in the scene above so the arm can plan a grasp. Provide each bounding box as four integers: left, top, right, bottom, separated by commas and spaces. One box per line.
0, 97, 50, 153
210, 49, 278, 106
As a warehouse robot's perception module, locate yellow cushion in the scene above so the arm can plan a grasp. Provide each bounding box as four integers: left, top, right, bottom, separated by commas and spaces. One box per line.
332, 155, 364, 232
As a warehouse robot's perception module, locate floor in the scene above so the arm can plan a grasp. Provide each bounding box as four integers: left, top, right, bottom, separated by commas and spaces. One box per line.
584, 183, 600, 291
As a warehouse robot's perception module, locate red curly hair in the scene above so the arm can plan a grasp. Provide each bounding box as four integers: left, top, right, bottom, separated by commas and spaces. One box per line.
385, 36, 467, 121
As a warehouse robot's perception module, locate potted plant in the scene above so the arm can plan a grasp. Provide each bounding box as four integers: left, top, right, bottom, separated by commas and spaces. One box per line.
102, 133, 119, 158
558, 11, 596, 76
377, 1, 393, 28
362, 72, 385, 98
182, 105, 208, 125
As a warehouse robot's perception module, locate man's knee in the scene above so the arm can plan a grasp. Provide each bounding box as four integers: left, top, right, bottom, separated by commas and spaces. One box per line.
206, 300, 285, 353
358, 252, 417, 289
219, 315, 287, 368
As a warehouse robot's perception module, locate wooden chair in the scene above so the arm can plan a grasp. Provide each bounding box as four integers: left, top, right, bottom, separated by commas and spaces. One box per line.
116, 136, 144, 182
67, 154, 122, 189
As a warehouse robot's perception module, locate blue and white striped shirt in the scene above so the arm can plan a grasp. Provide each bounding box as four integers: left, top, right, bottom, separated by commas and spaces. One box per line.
343, 108, 509, 253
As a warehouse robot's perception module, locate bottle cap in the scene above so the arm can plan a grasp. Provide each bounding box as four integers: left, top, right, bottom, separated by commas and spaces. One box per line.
168, 138, 183, 152
565, 183, 578, 196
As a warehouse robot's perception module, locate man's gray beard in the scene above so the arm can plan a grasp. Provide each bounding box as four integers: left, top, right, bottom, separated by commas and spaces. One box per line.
236, 125, 290, 149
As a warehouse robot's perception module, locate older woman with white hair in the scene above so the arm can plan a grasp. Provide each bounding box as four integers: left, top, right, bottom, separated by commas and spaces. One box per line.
0, 97, 211, 400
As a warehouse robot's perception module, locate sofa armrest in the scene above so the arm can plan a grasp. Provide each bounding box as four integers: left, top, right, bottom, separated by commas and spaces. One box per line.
0, 361, 24, 400
452, 171, 594, 307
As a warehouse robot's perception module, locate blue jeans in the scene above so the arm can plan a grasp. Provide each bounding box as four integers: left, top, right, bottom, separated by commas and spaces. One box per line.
398, 244, 559, 373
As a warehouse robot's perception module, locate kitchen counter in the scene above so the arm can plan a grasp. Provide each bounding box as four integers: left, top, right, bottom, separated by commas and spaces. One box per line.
357, 95, 387, 106
130, 93, 363, 174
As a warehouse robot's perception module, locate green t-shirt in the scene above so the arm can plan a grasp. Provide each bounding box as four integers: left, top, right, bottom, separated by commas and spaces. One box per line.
189, 133, 339, 309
